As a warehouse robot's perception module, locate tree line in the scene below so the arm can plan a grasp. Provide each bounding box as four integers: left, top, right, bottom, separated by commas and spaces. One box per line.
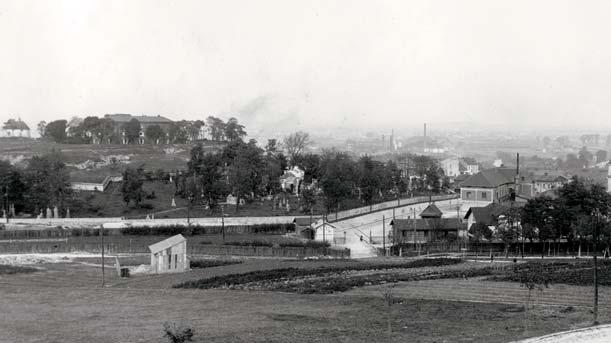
469, 177, 611, 257
37, 115, 246, 144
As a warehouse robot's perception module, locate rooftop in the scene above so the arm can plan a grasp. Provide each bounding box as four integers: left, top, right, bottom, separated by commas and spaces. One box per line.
460, 168, 519, 188
149, 234, 186, 253
419, 203, 443, 218
390, 218, 466, 231
2, 118, 30, 131
105, 114, 173, 124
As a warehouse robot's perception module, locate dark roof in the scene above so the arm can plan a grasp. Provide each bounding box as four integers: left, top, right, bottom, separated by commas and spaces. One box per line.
149, 234, 186, 253
390, 218, 466, 231
460, 168, 518, 188
464, 203, 509, 225
105, 114, 173, 124
293, 217, 321, 226
2, 118, 29, 130
419, 203, 443, 218
532, 174, 568, 182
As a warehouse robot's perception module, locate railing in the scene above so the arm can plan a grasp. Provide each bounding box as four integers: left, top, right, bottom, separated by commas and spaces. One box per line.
327, 194, 460, 222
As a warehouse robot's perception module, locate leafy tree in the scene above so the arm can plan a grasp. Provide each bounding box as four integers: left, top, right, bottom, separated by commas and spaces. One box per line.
358, 156, 382, 205
293, 153, 322, 185
121, 166, 145, 206
469, 221, 493, 259
44, 120, 67, 143
145, 125, 166, 144
24, 152, 71, 213
320, 150, 357, 212
283, 131, 312, 164
224, 117, 247, 142
224, 140, 264, 212
0, 161, 27, 215
123, 118, 142, 144
206, 116, 226, 141
167, 122, 189, 144
188, 144, 227, 207
37, 121, 47, 138
565, 153, 581, 169
300, 187, 317, 213
596, 150, 608, 163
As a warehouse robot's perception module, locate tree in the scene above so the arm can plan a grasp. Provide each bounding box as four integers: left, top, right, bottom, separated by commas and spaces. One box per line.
0, 161, 27, 215
469, 222, 492, 259
188, 144, 227, 207
123, 118, 141, 144
596, 150, 608, 163
37, 121, 47, 138
283, 131, 312, 164
522, 196, 555, 258
358, 156, 382, 205
224, 140, 264, 212
300, 187, 317, 213
293, 153, 322, 185
565, 153, 581, 169
24, 152, 71, 214
44, 120, 67, 143
121, 166, 145, 206
206, 116, 226, 141
320, 150, 357, 212
167, 122, 189, 144
145, 125, 166, 144
224, 117, 247, 142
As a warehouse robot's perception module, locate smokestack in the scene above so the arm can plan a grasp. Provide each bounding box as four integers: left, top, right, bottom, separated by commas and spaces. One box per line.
516, 153, 520, 176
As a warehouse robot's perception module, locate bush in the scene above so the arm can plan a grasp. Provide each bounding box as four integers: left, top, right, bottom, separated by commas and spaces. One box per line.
189, 259, 242, 269
163, 322, 194, 343
223, 240, 273, 247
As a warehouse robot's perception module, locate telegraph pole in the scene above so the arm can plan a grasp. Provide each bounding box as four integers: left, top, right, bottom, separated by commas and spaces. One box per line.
593, 210, 599, 325
382, 215, 386, 256
101, 226, 105, 287
221, 204, 226, 242
3, 186, 8, 224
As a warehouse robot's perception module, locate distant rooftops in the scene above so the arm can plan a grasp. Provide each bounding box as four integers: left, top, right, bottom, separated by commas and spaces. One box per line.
104, 114, 173, 124
2, 118, 30, 131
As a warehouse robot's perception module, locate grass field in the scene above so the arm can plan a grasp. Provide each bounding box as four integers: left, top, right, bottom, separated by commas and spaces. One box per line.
0, 257, 608, 342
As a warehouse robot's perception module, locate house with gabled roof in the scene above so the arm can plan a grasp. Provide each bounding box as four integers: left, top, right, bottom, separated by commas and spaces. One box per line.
1, 118, 30, 138
531, 173, 568, 194
460, 167, 534, 204
105, 114, 174, 144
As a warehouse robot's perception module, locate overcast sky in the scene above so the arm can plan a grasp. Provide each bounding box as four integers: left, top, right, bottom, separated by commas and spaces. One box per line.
2, 0, 611, 132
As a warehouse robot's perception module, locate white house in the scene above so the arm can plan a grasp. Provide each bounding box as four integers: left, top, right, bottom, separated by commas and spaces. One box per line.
0, 118, 30, 138
149, 234, 189, 274
440, 158, 460, 177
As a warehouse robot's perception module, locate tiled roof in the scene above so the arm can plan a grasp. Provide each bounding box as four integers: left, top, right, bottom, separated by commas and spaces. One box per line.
464, 203, 509, 225
2, 118, 29, 130
149, 234, 186, 253
460, 168, 518, 188
390, 218, 466, 231
105, 114, 173, 124
419, 203, 443, 218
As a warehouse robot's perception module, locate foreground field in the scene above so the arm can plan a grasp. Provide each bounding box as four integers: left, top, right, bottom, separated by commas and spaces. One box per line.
0, 257, 608, 342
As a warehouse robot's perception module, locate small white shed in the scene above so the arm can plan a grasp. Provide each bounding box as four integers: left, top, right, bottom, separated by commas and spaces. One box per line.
149, 234, 189, 274
312, 219, 335, 243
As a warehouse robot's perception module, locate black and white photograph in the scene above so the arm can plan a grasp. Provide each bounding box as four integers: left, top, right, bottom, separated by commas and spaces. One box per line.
2, 1, 611, 342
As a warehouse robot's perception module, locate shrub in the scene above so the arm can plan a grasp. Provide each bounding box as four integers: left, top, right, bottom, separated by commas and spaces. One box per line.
162, 322, 194, 343
120, 223, 294, 236
189, 259, 242, 269
223, 240, 273, 247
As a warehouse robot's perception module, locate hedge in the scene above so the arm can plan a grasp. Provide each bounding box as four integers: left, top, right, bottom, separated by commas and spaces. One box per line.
120, 223, 295, 236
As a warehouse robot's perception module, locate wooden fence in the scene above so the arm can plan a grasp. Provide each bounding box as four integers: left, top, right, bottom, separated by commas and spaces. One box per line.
0, 239, 350, 258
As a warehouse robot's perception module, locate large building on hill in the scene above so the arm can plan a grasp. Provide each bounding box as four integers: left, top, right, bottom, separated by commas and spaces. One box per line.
105, 114, 174, 144
0, 118, 30, 138
460, 167, 534, 204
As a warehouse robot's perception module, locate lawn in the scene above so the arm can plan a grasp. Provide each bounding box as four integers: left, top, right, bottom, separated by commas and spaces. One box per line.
489, 259, 611, 286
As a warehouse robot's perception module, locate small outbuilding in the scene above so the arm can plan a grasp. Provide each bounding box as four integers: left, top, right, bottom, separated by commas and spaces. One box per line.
148, 234, 189, 274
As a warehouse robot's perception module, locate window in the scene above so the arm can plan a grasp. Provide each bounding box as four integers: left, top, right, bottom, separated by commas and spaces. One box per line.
481, 192, 487, 199
168, 253, 172, 269
466, 191, 472, 199
175, 255, 178, 269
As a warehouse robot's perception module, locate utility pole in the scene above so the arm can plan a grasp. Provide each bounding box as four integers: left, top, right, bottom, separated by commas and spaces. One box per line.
101, 226, 105, 287
3, 186, 8, 224
221, 204, 226, 242
413, 207, 417, 251
382, 215, 386, 256
593, 210, 599, 325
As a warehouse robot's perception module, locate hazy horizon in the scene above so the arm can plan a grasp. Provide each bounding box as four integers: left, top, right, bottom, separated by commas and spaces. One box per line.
3, 0, 611, 133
